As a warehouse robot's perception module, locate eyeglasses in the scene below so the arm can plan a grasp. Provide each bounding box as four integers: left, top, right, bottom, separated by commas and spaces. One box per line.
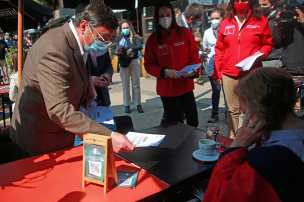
89, 24, 116, 47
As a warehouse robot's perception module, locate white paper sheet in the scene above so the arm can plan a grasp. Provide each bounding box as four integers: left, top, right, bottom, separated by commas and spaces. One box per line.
81, 106, 114, 125
235, 52, 263, 71
177, 63, 201, 76
126, 132, 165, 147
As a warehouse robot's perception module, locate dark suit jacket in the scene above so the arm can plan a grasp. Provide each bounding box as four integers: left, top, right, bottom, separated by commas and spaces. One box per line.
88, 52, 113, 106
10, 22, 112, 156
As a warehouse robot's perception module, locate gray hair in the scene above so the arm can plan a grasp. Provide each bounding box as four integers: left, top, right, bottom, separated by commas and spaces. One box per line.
74, 3, 118, 29
184, 3, 204, 19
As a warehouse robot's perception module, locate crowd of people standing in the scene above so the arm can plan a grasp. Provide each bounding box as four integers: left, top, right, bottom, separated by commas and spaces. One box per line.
0, 0, 303, 200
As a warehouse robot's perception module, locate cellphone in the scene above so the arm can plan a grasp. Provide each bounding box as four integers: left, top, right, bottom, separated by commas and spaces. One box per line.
101, 75, 108, 82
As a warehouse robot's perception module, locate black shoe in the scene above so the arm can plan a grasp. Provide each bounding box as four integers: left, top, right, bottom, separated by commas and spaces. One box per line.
125, 106, 130, 114
207, 110, 219, 123
137, 105, 144, 113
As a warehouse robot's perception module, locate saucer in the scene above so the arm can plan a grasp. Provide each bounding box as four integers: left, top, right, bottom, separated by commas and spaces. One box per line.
192, 150, 220, 162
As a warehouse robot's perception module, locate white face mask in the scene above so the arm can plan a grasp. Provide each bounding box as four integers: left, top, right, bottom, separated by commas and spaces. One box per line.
159, 17, 172, 29
211, 19, 221, 29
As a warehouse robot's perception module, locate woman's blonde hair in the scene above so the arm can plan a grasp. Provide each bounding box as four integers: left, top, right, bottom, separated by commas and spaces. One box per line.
234, 67, 297, 130
117, 19, 139, 43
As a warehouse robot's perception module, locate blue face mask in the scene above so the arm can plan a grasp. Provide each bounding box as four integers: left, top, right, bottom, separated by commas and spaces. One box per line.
83, 26, 108, 57
122, 28, 130, 36
192, 21, 202, 28
0, 37, 3, 40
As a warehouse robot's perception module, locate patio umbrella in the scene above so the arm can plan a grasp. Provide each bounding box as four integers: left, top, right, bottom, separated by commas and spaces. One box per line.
0, 0, 53, 32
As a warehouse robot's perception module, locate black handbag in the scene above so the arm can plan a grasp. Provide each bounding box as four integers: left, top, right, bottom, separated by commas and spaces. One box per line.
118, 54, 133, 68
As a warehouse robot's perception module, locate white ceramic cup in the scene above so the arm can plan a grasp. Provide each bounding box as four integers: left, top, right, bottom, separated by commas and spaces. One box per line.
199, 139, 221, 156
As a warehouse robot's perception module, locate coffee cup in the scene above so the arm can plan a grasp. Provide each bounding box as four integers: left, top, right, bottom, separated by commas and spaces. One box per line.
199, 139, 221, 156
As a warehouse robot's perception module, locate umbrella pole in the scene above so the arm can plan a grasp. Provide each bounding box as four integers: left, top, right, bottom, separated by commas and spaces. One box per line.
18, 0, 24, 87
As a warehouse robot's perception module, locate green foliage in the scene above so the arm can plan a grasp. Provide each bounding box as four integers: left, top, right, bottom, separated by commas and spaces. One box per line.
5, 47, 28, 74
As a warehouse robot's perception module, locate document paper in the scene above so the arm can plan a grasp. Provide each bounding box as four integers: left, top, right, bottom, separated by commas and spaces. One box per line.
235, 52, 263, 71
177, 63, 201, 76
126, 132, 165, 147
81, 106, 114, 125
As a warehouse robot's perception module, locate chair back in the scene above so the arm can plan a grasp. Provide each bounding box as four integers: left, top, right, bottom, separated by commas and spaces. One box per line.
113, 115, 134, 135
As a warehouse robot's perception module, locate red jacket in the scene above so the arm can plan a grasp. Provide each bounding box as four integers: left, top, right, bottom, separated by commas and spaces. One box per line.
144, 28, 201, 97
212, 10, 273, 80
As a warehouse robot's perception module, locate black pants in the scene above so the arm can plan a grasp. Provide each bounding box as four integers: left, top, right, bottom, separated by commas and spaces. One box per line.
161, 91, 199, 127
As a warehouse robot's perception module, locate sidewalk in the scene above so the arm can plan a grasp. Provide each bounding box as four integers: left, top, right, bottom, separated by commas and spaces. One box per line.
109, 73, 228, 136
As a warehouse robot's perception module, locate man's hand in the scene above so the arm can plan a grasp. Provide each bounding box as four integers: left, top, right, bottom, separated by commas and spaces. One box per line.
102, 73, 112, 85
91, 76, 109, 88
84, 102, 93, 110
295, 7, 304, 23
275, 10, 282, 26
111, 132, 136, 153
214, 79, 222, 87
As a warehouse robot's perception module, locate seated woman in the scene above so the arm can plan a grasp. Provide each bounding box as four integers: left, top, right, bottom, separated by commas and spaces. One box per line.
203, 67, 304, 202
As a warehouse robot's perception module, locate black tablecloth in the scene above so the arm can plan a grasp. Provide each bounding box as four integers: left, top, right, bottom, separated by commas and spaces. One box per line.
117, 123, 216, 185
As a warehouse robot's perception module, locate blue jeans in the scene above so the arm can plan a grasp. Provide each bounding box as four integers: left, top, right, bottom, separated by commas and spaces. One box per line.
209, 76, 222, 112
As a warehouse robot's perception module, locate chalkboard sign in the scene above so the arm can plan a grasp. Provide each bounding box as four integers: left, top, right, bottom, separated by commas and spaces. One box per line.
82, 134, 117, 193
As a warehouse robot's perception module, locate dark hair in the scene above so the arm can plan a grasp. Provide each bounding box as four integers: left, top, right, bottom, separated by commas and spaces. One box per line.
269, 0, 277, 7
12, 51, 27, 72
154, 0, 180, 42
75, 2, 88, 15
226, 0, 262, 20
74, 3, 118, 29
234, 67, 297, 131
184, 3, 205, 19
117, 19, 139, 43
211, 7, 226, 18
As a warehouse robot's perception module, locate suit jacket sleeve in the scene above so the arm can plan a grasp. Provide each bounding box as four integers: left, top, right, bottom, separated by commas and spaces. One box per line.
36, 49, 111, 137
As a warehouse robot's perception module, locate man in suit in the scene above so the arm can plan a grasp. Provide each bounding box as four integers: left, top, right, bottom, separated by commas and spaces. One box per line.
176, 3, 205, 84
10, 3, 135, 156
89, 52, 113, 106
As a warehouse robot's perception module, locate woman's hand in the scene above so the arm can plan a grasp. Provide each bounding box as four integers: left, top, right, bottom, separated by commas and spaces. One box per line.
182, 70, 197, 77
116, 47, 123, 54
165, 69, 180, 79
127, 48, 132, 56
214, 79, 222, 87
231, 111, 264, 148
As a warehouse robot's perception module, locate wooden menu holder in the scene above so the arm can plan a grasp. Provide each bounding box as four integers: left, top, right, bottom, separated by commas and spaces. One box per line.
82, 133, 117, 194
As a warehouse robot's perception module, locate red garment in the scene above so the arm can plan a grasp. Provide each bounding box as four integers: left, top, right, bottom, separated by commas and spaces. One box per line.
203, 148, 282, 202
212, 10, 273, 80
144, 28, 201, 97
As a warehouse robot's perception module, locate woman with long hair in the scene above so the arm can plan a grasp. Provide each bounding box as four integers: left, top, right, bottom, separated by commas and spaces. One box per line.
116, 19, 144, 114
144, 0, 201, 127
212, 0, 273, 138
